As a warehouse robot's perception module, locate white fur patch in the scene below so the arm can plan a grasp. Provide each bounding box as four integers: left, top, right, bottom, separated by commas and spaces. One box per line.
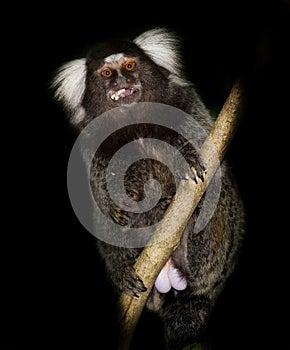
52, 58, 87, 112
169, 74, 190, 87
133, 27, 182, 77
73, 106, 86, 124
104, 52, 124, 63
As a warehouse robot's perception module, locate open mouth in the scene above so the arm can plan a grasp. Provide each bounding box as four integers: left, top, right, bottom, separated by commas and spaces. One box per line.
109, 88, 137, 101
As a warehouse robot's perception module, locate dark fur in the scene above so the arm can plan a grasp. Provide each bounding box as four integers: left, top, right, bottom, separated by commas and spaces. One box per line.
53, 30, 245, 349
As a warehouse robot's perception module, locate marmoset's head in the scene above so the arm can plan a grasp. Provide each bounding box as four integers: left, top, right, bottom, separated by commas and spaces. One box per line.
52, 28, 188, 126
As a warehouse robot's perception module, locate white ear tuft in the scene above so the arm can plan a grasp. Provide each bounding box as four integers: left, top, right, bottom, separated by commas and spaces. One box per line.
52, 59, 87, 112
133, 27, 183, 76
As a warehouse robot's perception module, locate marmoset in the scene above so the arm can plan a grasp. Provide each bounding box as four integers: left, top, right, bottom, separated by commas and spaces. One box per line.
52, 27, 245, 349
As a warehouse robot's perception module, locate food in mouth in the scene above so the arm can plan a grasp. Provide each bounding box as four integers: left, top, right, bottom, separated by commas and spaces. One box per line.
110, 88, 135, 101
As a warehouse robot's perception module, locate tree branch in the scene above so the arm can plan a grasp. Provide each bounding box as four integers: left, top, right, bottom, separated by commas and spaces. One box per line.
117, 79, 245, 350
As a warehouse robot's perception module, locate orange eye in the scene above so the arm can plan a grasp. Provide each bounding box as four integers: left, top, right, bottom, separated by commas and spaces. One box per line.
125, 61, 136, 71
101, 68, 113, 78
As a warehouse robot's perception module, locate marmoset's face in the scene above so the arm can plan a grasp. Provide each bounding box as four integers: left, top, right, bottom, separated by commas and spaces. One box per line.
85, 43, 170, 110
97, 54, 142, 105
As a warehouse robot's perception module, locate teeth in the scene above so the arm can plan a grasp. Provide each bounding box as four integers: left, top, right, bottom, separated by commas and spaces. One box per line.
110, 88, 126, 101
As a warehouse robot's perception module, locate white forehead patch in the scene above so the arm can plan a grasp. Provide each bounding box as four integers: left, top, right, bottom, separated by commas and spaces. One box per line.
104, 52, 124, 63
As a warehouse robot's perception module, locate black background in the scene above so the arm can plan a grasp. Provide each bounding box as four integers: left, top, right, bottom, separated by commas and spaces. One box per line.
2, 0, 289, 348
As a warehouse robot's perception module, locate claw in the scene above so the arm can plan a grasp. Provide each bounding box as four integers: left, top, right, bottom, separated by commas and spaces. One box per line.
110, 207, 130, 226
122, 270, 147, 297
191, 166, 206, 183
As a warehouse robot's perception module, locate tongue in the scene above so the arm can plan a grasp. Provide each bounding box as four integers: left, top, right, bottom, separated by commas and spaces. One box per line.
124, 88, 132, 96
